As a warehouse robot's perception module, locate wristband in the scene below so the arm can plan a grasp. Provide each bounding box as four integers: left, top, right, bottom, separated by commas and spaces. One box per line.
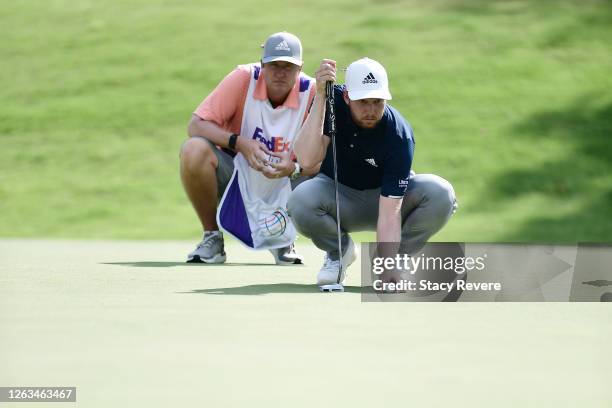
228, 133, 239, 151
290, 162, 302, 180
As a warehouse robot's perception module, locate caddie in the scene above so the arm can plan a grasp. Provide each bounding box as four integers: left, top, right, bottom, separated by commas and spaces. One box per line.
180, 32, 316, 264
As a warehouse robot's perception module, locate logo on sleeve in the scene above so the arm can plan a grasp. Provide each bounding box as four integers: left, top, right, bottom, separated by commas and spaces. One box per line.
399, 179, 410, 187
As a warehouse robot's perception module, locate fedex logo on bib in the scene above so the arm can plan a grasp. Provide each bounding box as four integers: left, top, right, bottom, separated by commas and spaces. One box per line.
252, 127, 290, 152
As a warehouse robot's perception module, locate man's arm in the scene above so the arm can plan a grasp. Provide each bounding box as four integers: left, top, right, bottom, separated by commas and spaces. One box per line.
377, 196, 402, 245
301, 162, 321, 176
377, 196, 403, 285
293, 92, 329, 168
293, 59, 336, 169
187, 115, 234, 148
188, 115, 270, 172
378, 127, 414, 244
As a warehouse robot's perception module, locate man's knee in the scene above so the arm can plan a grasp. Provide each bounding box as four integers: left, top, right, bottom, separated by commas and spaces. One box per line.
414, 174, 457, 217
288, 181, 322, 230
180, 137, 218, 174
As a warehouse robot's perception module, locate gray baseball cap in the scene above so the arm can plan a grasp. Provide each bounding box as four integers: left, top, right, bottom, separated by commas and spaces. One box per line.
261, 32, 303, 66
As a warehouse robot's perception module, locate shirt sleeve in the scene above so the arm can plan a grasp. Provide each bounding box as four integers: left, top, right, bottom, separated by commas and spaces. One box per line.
193, 66, 250, 132
381, 130, 415, 198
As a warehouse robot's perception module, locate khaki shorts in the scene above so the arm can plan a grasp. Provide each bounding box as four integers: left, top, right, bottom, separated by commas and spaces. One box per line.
201, 139, 235, 198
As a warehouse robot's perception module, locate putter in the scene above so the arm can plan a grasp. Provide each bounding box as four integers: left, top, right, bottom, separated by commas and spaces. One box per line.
319, 81, 345, 293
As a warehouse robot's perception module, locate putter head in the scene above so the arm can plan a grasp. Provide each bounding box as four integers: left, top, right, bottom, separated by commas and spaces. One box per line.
319, 283, 344, 293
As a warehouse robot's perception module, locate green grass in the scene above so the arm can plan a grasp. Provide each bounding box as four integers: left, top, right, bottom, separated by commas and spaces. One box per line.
2, 239, 610, 407
1, 0, 611, 241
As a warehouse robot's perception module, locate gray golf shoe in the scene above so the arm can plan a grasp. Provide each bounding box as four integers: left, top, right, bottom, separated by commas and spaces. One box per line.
187, 231, 226, 263
269, 243, 304, 265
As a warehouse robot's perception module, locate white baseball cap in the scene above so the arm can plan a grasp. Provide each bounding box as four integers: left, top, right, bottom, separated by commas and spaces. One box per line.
261, 32, 303, 66
345, 57, 392, 101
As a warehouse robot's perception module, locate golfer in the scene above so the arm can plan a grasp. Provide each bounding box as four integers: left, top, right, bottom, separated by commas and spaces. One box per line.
180, 32, 316, 264
290, 57, 457, 285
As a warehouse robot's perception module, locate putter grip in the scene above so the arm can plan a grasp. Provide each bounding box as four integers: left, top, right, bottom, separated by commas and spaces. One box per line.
326, 81, 336, 136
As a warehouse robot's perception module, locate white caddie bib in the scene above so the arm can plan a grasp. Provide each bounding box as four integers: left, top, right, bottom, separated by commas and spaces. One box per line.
217, 64, 313, 249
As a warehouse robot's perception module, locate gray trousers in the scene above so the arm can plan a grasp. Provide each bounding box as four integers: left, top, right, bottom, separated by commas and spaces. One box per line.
287, 173, 457, 259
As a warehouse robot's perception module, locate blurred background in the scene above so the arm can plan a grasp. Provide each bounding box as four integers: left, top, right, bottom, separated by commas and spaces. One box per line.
1, 0, 611, 242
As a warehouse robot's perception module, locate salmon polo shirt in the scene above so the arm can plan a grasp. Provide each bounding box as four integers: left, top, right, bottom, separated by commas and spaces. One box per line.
193, 63, 316, 136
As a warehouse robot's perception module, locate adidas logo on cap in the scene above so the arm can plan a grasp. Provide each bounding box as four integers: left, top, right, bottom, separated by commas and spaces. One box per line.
275, 40, 291, 51
346, 58, 391, 101
362, 72, 378, 84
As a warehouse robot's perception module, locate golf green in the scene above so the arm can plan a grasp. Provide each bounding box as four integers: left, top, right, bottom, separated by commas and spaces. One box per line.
1, 239, 610, 406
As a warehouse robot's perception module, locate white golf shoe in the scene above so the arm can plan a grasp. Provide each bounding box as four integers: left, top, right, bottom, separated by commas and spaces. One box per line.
316, 239, 358, 286
187, 231, 226, 263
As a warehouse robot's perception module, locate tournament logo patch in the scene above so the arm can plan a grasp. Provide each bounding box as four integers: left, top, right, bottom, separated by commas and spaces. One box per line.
258, 207, 289, 237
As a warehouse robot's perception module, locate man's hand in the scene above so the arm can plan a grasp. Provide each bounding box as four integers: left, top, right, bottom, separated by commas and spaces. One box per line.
261, 150, 295, 179
380, 267, 405, 285
235, 137, 272, 171
315, 59, 337, 94
380, 267, 408, 293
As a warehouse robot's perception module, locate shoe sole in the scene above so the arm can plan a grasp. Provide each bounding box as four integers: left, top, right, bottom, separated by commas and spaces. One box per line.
186, 253, 227, 264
